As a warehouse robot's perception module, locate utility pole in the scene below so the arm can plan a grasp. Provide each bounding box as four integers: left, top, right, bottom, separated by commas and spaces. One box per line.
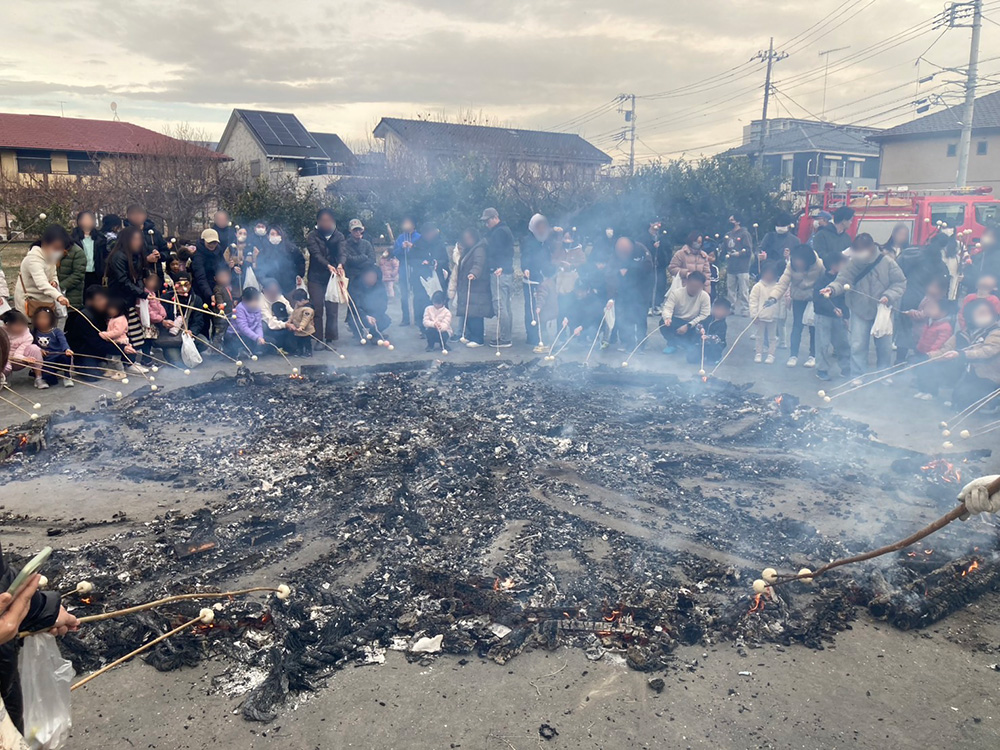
618, 94, 637, 177
949, 0, 983, 187
818, 46, 850, 118
754, 38, 788, 170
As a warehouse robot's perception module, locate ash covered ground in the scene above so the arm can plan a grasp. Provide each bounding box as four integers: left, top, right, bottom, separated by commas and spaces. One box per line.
2, 360, 998, 745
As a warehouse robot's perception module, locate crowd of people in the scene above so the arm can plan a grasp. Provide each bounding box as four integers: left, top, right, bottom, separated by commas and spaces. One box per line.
0, 201, 998, 414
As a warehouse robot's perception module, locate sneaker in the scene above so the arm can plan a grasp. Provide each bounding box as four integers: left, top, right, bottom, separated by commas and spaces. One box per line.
803, 356, 816, 369
753, 353, 762, 363
34, 377, 50, 390
786, 356, 798, 367
466, 341, 482, 348
63, 378, 75, 388
533, 345, 547, 354
498, 341, 512, 348
765, 354, 775, 365
106, 370, 127, 381
750, 332, 757, 340
914, 392, 933, 400
815, 370, 831, 382
126, 364, 149, 375
662, 346, 677, 355
600, 341, 610, 350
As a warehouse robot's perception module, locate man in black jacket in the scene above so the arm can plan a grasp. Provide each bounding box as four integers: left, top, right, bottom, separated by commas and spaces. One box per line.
481, 207, 514, 347
305, 209, 345, 343
0, 542, 76, 733
190, 229, 222, 304
210, 210, 237, 251
65, 285, 117, 380
811, 207, 853, 268
343, 219, 376, 280
522, 214, 553, 347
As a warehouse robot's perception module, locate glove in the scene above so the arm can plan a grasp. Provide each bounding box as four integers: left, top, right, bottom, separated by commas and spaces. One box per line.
959, 475, 1000, 516
763, 298, 777, 308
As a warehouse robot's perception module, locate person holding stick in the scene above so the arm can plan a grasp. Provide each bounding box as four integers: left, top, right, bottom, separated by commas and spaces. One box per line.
927, 299, 1000, 409
660, 271, 711, 356
0, 542, 77, 734
229, 287, 266, 357
521, 214, 552, 348
820, 233, 906, 380
287, 289, 315, 357
456, 228, 490, 348
65, 286, 116, 381
422, 291, 452, 353
481, 208, 514, 348
347, 265, 391, 342
158, 273, 209, 366
0, 312, 45, 388
305, 208, 345, 345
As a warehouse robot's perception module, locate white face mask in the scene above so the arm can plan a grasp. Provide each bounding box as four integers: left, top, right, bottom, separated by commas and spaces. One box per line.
775, 226, 789, 234
269, 235, 281, 245
47, 251, 63, 264
605, 229, 614, 239
853, 250, 876, 263
255, 227, 267, 236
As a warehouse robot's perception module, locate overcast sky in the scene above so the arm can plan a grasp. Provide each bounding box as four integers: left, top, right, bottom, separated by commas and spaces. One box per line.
2, 0, 992, 164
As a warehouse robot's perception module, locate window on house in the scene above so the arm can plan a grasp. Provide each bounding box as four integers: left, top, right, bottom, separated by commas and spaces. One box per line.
66, 153, 100, 176
250, 160, 261, 178
16, 150, 51, 174
977, 141, 988, 156
846, 160, 863, 178
780, 155, 793, 178
947, 144, 958, 157
821, 157, 840, 177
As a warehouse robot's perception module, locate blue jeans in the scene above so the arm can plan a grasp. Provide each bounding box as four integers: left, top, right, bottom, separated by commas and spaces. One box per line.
848, 315, 892, 376
491, 273, 513, 344
814, 315, 850, 375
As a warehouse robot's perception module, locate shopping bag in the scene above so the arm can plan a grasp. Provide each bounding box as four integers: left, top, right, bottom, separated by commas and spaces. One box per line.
180, 331, 203, 368
801, 300, 815, 327
668, 273, 684, 295
605, 299, 616, 331
242, 266, 259, 292
872, 303, 894, 338
19, 634, 74, 749
419, 273, 443, 298
138, 298, 151, 329
325, 274, 343, 304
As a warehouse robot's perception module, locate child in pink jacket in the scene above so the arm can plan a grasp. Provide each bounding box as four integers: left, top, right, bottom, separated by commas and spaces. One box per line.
422, 291, 452, 352
100, 298, 137, 372
1, 310, 45, 388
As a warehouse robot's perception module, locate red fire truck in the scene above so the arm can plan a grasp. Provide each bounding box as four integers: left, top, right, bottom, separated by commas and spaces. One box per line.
795, 182, 1000, 246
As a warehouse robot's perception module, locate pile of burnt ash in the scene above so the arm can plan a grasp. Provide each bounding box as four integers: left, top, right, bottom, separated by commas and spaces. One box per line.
1, 361, 996, 722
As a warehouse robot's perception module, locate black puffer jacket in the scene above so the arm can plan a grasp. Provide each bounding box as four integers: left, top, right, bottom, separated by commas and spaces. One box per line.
105, 249, 147, 306
125, 217, 169, 256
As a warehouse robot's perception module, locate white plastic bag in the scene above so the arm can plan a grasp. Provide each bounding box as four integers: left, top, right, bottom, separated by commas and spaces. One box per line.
325, 274, 343, 304
419, 273, 443, 298
801, 300, 815, 327
19, 634, 74, 749
668, 273, 684, 295
180, 331, 203, 368
872, 303, 894, 338
242, 266, 259, 292
138, 298, 151, 329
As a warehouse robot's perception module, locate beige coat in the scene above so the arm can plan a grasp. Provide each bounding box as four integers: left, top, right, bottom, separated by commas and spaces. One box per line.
13, 245, 61, 313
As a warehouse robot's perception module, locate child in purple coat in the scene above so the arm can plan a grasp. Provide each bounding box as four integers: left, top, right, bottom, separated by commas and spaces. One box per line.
227, 287, 265, 357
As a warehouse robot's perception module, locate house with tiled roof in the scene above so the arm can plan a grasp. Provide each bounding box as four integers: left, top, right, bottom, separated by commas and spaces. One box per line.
869, 90, 1000, 190
722, 118, 881, 191
0, 112, 224, 184
372, 117, 611, 182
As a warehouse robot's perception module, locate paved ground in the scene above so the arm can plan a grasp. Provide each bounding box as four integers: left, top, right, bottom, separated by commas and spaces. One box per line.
2, 296, 999, 750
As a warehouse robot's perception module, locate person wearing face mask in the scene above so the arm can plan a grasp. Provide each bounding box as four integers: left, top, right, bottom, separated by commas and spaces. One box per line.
723, 212, 754, 317
758, 212, 800, 269
668, 231, 712, 296
812, 206, 854, 268
552, 228, 586, 322
210, 210, 237, 251
255, 225, 303, 295
13, 224, 71, 318
820, 233, 906, 378
343, 219, 376, 281
224, 226, 249, 295
928, 299, 1000, 409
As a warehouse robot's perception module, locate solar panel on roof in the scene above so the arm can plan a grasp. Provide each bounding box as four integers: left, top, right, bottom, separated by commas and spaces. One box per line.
244, 111, 316, 150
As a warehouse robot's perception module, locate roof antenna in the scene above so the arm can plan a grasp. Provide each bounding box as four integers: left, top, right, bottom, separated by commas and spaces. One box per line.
110, 101, 120, 122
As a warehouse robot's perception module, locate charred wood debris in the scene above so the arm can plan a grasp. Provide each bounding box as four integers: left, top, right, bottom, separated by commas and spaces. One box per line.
0, 361, 996, 721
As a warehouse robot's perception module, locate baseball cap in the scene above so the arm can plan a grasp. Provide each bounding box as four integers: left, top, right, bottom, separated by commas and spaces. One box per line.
480, 207, 499, 222
348, 219, 364, 231
201, 228, 220, 244
815, 210, 833, 221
